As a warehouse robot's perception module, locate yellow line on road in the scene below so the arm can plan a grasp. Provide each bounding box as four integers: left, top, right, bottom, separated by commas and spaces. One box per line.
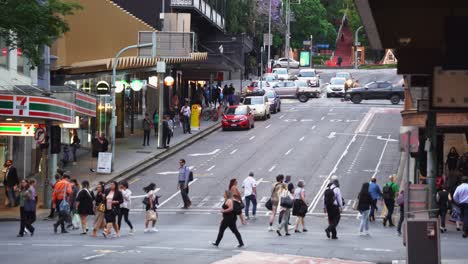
129, 178, 140, 184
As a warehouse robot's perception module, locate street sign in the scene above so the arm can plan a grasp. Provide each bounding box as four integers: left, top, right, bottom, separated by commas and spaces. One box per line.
157, 61, 166, 73
138, 31, 194, 58
263, 33, 273, 46
97, 152, 112, 174
316, 44, 330, 49
34, 127, 46, 144
303, 40, 311, 46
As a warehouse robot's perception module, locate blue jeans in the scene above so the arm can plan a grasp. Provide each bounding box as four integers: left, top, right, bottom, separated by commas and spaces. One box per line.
244, 194, 257, 217
359, 209, 370, 232
7, 186, 17, 207
369, 199, 378, 219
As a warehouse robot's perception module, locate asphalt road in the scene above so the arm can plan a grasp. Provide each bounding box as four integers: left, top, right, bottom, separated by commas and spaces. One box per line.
1, 70, 466, 264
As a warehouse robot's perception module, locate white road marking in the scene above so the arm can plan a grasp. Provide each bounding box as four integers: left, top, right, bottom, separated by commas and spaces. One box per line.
299, 136, 305, 141
329, 108, 334, 112
206, 165, 216, 171
131, 188, 160, 199
321, 116, 325, 120
279, 114, 285, 119
32, 244, 73, 247
83, 245, 124, 248
347, 200, 353, 206
311, 125, 316, 130
300, 119, 314, 122
377, 136, 398, 142
183, 248, 219, 252
83, 254, 105, 260
327, 113, 337, 115
372, 135, 392, 178
327, 132, 336, 139
249, 136, 255, 140
157, 166, 194, 175
361, 248, 394, 252
188, 149, 220, 157
0, 243, 23, 246
230, 149, 238, 155
265, 124, 272, 128
158, 178, 199, 208
138, 246, 175, 250
256, 178, 265, 185
309, 134, 358, 212
268, 165, 277, 172
355, 108, 375, 133
285, 148, 293, 155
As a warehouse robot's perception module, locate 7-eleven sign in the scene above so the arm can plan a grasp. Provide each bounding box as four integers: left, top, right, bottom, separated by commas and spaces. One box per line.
13, 96, 29, 116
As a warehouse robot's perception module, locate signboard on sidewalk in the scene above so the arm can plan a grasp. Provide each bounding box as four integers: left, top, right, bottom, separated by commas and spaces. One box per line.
97, 152, 112, 174
190, 104, 201, 131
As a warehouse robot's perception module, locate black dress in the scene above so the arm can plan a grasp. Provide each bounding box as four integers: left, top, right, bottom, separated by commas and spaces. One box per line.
76, 189, 95, 215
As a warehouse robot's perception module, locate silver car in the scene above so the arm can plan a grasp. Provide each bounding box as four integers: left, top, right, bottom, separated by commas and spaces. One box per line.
297, 69, 320, 87
273, 57, 300, 68
272, 81, 298, 98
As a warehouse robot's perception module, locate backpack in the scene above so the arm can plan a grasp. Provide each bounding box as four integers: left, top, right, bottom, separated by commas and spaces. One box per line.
324, 187, 336, 207
382, 183, 395, 200
188, 170, 194, 182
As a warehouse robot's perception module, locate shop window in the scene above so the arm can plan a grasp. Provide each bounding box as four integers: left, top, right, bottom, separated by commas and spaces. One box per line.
0, 36, 8, 69
17, 48, 31, 76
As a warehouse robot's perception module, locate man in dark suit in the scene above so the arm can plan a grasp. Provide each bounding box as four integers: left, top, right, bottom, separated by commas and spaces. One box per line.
3, 159, 19, 207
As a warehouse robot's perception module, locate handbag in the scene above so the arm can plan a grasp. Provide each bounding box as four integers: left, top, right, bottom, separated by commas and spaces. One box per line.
59, 184, 70, 214
148, 210, 157, 221
280, 195, 293, 209
96, 203, 105, 213
265, 183, 280, 211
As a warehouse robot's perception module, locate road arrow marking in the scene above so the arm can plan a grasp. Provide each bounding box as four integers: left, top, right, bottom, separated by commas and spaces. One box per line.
299, 136, 305, 141
249, 136, 256, 140
230, 149, 238, 155
377, 136, 398, 142
268, 164, 277, 172
285, 148, 293, 155
206, 165, 215, 171
327, 132, 336, 139
189, 149, 220, 156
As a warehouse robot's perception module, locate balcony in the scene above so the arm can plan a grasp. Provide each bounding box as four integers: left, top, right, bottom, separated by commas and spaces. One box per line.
171, 0, 225, 31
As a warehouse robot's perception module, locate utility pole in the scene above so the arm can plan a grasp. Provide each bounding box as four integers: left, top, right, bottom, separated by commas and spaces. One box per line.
286, 0, 291, 72
310, 34, 313, 67
426, 111, 438, 218
354, 26, 363, 69
267, 0, 272, 72
260, 46, 264, 90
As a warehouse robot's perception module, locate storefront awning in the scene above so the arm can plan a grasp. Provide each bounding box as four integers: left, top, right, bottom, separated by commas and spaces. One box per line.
57, 53, 208, 75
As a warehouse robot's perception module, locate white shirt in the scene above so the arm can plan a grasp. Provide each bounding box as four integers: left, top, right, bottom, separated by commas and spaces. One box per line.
454, 183, 468, 204
181, 106, 191, 117
121, 189, 132, 209
242, 176, 256, 197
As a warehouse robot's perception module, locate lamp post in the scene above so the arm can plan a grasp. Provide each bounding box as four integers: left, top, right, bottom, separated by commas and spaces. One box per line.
158, 75, 174, 148
286, 0, 291, 72
267, 0, 272, 72
354, 26, 363, 69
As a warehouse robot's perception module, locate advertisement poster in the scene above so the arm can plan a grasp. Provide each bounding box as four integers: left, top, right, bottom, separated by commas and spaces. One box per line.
190, 104, 201, 131
97, 152, 112, 174
299, 51, 310, 67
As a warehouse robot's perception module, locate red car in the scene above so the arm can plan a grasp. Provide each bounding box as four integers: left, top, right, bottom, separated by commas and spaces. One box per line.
221, 105, 255, 131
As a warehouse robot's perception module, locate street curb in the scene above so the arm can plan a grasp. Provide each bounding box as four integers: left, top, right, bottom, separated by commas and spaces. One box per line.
106, 122, 221, 185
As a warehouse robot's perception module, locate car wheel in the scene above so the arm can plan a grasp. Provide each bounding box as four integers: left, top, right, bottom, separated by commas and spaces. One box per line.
390, 94, 401, 105
278, 106, 281, 112
267, 113, 271, 119
326, 93, 331, 98
298, 94, 309, 103
351, 94, 362, 104
222, 127, 227, 131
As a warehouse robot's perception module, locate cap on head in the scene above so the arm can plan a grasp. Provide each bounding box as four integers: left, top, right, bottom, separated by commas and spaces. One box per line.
249, 172, 254, 177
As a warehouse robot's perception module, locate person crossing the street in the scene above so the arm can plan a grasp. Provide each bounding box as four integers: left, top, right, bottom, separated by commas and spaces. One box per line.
268, 175, 285, 231
357, 182, 373, 236
211, 190, 244, 248
368, 177, 382, 222
324, 175, 344, 240
52, 173, 72, 234
118, 181, 134, 235
453, 176, 468, 238
178, 159, 191, 209
242, 172, 257, 220
382, 175, 399, 227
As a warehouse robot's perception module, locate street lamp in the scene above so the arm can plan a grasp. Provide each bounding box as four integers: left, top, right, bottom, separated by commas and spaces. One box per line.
354, 26, 364, 69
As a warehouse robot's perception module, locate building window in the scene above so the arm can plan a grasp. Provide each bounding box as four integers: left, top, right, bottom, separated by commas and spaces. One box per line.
0, 36, 8, 69
17, 48, 31, 76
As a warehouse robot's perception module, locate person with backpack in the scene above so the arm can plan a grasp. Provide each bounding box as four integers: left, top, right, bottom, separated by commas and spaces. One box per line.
382, 175, 399, 227
143, 183, 159, 233
357, 182, 373, 236
368, 177, 382, 222
324, 175, 343, 239
52, 173, 72, 234
211, 190, 244, 248
178, 159, 192, 209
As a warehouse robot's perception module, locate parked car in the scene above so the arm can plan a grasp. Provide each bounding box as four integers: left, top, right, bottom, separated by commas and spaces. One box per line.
272, 68, 290, 80
346, 81, 405, 105
241, 95, 271, 120
297, 69, 320, 87
221, 105, 255, 131
265, 89, 281, 113
326, 77, 347, 98
273, 57, 300, 68
262, 73, 278, 82
245, 81, 271, 95
295, 80, 321, 102
335, 71, 351, 80
272, 81, 299, 98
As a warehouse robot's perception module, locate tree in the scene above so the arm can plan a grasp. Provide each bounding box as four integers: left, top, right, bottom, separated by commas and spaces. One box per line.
290, 0, 336, 49
0, 0, 81, 67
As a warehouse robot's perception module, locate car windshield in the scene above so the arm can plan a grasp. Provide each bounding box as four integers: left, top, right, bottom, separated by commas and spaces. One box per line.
274, 69, 287, 74
225, 107, 247, 115
266, 91, 275, 98
299, 71, 316, 77
243, 97, 263, 105
264, 75, 276, 81
336, 73, 350, 79
331, 78, 345, 85
295, 81, 309, 87
253, 81, 269, 88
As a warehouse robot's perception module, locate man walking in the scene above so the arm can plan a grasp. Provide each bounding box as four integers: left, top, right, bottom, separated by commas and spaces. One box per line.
178, 159, 191, 209
324, 175, 344, 239
3, 159, 19, 207
368, 177, 382, 222
52, 173, 72, 234
242, 172, 257, 220
382, 175, 399, 227
142, 113, 152, 146
180, 101, 191, 134
454, 176, 468, 238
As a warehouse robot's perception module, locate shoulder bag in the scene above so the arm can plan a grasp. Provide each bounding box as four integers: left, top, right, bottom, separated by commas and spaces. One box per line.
265, 183, 279, 211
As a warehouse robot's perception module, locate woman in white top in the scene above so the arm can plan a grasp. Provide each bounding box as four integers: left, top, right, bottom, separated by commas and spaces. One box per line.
292, 180, 308, 233
118, 181, 134, 234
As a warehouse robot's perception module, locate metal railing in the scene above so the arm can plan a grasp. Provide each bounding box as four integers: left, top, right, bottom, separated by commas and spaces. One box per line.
171, 0, 224, 30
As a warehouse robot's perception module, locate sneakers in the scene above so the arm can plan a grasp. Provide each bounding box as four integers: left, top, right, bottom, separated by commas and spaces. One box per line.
129, 229, 135, 235
151, 228, 159, 232
276, 230, 282, 236
144, 228, 149, 233
268, 226, 274, 232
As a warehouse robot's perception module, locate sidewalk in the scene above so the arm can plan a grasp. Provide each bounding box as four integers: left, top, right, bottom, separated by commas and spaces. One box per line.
0, 118, 220, 220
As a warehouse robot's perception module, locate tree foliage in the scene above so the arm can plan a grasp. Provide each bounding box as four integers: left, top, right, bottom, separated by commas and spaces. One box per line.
226, 0, 255, 35
0, 0, 81, 67
290, 0, 336, 49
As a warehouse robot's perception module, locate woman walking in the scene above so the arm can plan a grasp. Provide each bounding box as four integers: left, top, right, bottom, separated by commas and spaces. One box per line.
212, 190, 244, 248
357, 182, 373, 235
276, 184, 293, 236
75, 180, 94, 235
18, 180, 35, 237
268, 175, 285, 231
229, 178, 247, 225
103, 181, 123, 238
92, 183, 106, 237
437, 186, 451, 233
143, 183, 158, 233
293, 180, 308, 233
118, 181, 134, 234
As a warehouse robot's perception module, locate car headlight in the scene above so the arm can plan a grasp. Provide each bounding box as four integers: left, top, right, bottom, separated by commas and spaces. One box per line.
239, 117, 247, 121
246, 90, 251, 93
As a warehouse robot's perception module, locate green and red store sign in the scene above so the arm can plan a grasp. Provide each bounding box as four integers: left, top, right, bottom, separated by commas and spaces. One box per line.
0, 93, 96, 124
